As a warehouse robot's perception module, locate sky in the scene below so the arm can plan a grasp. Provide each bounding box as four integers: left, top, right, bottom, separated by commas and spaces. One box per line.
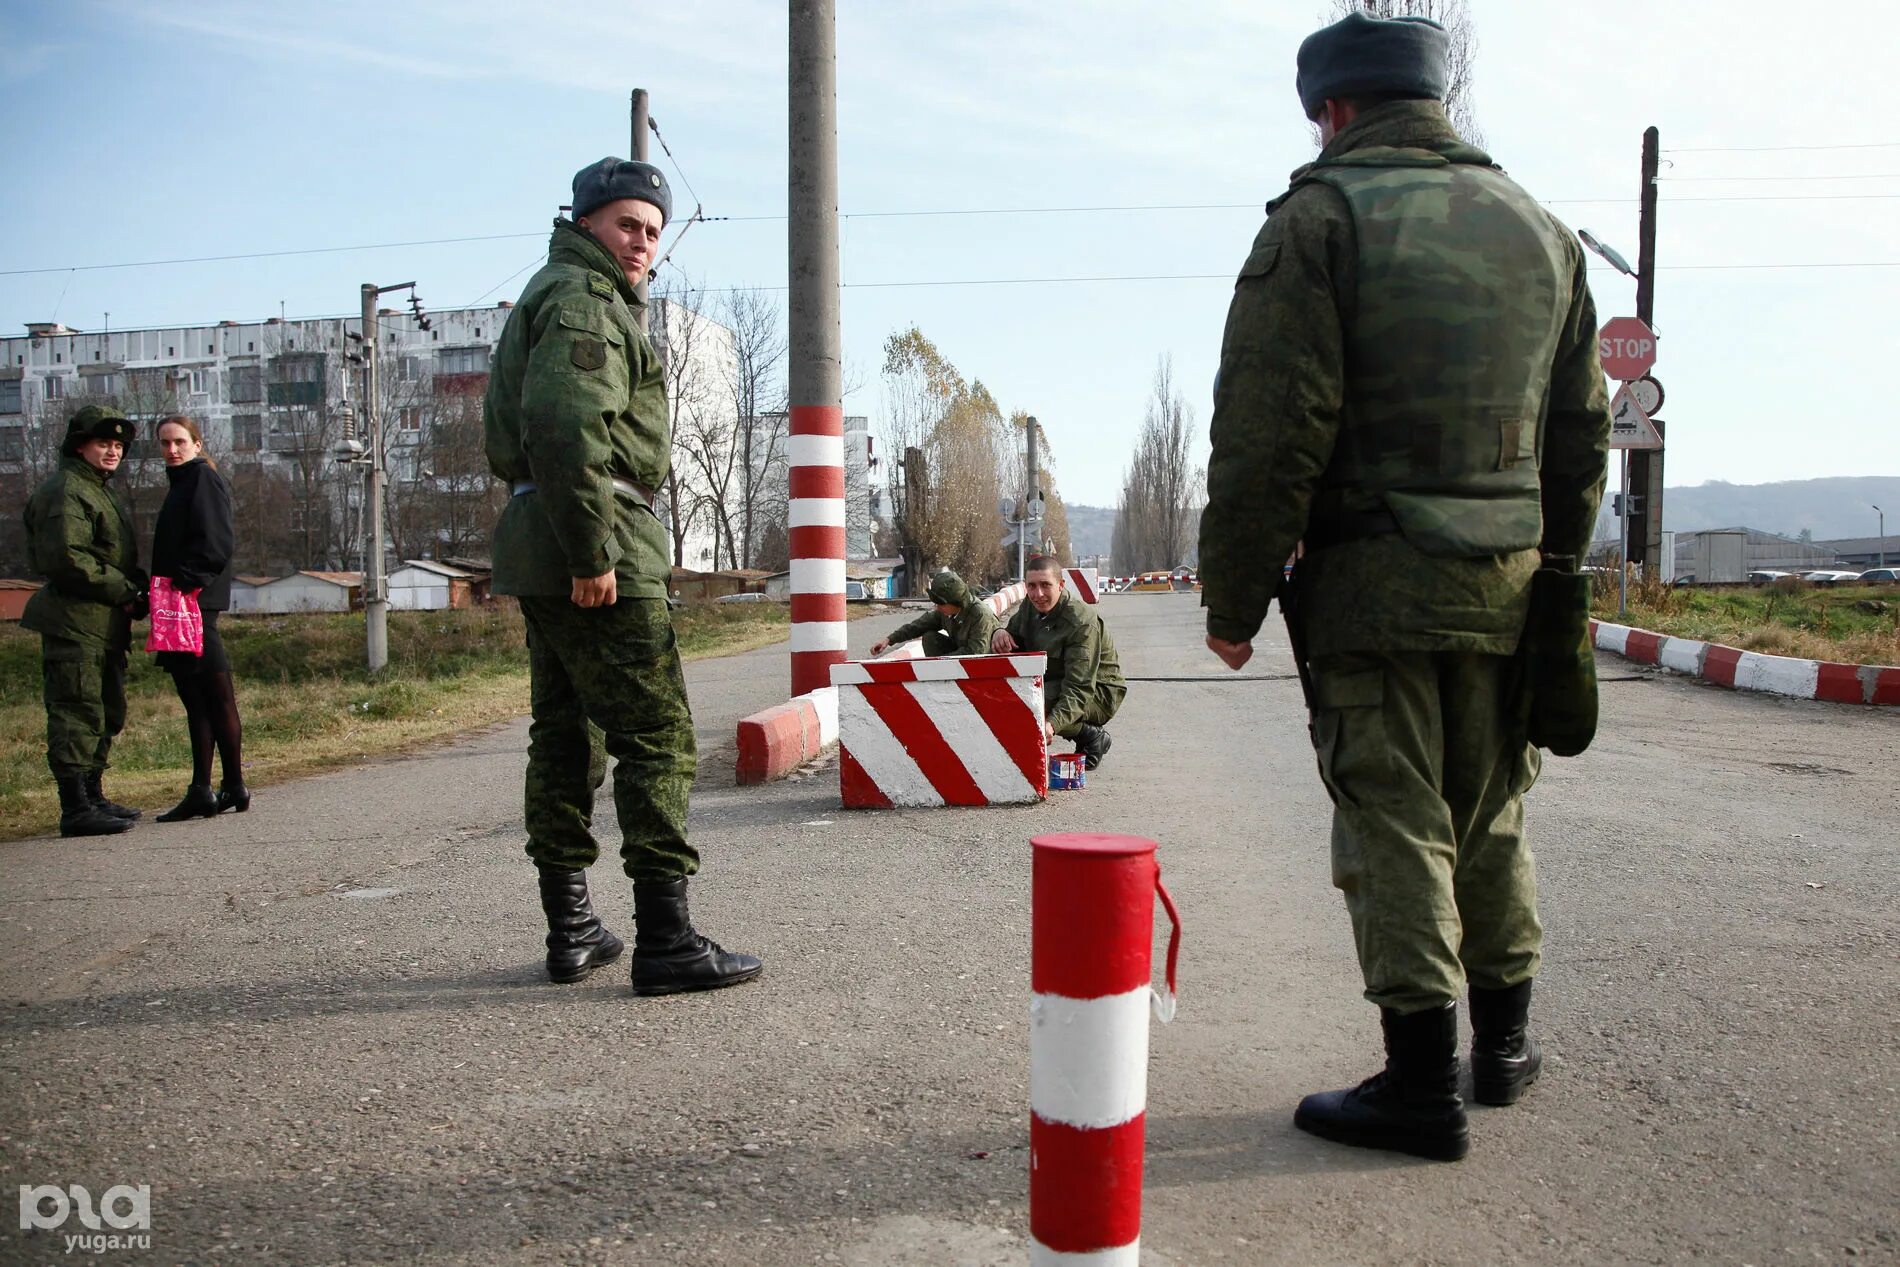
1, 1, 1895, 515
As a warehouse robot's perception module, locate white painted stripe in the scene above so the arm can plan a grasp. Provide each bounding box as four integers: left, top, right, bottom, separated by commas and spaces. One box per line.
790, 557, 847, 593
1030, 1241, 1139, 1266
907, 680, 1037, 803
1735, 651, 1819, 698
788, 498, 846, 528
1009, 674, 1045, 720
788, 433, 845, 469
831, 653, 1047, 685
805, 685, 838, 747
1594, 622, 1632, 654
1030, 988, 1150, 1129
1659, 637, 1707, 676
789, 621, 848, 654
838, 687, 941, 807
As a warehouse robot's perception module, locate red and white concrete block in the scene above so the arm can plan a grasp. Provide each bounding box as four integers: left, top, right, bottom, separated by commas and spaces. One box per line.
1029, 833, 1180, 1266
1590, 620, 1900, 705
833, 654, 1048, 808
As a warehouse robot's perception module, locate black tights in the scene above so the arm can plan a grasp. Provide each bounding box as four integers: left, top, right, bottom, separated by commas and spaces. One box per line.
170, 669, 245, 788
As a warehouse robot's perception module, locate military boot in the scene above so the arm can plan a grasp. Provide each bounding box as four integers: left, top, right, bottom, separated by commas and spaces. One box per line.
1470, 979, 1542, 1106
630, 879, 762, 997
1293, 1002, 1468, 1161
57, 774, 133, 838
85, 770, 141, 820
535, 864, 624, 984
1073, 724, 1113, 771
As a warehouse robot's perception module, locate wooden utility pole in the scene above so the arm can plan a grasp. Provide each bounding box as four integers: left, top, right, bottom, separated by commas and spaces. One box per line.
1626, 126, 1662, 573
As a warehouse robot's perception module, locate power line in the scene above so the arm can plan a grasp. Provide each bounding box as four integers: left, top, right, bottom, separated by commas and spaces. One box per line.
0, 232, 546, 278
1664, 141, 1900, 153
1658, 173, 1900, 183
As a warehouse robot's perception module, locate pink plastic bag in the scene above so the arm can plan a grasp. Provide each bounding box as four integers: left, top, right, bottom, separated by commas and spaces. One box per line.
145, 577, 204, 655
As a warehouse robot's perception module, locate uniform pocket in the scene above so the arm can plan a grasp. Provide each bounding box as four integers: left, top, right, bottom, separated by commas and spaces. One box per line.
1311, 664, 1393, 808
1236, 240, 1281, 285
594, 599, 676, 667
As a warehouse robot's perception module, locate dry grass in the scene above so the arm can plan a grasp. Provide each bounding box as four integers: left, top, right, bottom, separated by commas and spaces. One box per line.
0, 599, 823, 842
1593, 574, 1900, 666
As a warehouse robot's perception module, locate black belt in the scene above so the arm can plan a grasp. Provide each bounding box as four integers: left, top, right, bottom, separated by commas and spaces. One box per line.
1305, 507, 1401, 552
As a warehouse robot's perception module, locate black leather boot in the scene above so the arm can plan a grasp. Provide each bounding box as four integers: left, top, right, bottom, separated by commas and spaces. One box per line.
536, 864, 624, 983
1470, 979, 1542, 1106
156, 785, 221, 822
630, 879, 762, 996
1073, 724, 1113, 771
217, 781, 252, 814
1294, 1002, 1469, 1161
85, 770, 141, 820
57, 774, 132, 838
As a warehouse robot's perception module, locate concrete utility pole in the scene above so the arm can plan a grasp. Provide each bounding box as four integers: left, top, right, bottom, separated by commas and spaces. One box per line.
1626, 126, 1662, 574
631, 89, 652, 334
786, 0, 847, 698
359, 283, 388, 672
1021, 417, 1040, 577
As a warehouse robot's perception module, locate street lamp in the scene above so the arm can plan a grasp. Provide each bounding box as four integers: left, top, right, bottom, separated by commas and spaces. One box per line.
1876, 505, 1886, 567
1578, 228, 1637, 279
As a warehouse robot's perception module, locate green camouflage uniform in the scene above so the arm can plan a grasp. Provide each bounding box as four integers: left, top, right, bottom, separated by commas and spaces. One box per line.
884, 572, 999, 656
485, 219, 696, 882
1003, 589, 1126, 737
21, 456, 140, 779
1199, 101, 1610, 1013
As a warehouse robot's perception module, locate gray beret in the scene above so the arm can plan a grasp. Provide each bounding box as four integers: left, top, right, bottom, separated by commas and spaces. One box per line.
571, 156, 672, 225
1295, 11, 1449, 121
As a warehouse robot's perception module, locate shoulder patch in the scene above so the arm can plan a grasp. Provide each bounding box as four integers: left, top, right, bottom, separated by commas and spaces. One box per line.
588, 275, 615, 299
570, 338, 608, 371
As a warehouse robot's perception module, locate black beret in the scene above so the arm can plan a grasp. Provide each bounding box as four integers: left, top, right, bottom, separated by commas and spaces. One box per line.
571, 156, 672, 225
62, 405, 135, 456
1296, 11, 1450, 121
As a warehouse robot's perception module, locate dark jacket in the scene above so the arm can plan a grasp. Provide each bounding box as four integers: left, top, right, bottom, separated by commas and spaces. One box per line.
21, 456, 140, 648
150, 457, 236, 611
1003, 590, 1127, 734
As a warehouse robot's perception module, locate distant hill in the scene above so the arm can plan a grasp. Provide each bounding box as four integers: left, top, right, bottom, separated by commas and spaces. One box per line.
1597, 476, 1900, 541
1065, 503, 1117, 561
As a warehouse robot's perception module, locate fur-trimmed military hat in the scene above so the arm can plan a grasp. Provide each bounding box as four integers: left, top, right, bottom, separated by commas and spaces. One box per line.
1295, 10, 1450, 121
62, 404, 135, 456
927, 570, 971, 607
571, 157, 672, 226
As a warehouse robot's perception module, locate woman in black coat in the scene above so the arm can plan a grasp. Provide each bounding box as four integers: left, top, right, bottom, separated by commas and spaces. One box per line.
150, 416, 249, 820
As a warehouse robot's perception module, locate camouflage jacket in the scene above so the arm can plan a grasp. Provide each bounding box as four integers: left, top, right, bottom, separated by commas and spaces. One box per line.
1004, 591, 1125, 734
484, 220, 671, 597
21, 456, 140, 649
1199, 101, 1610, 656
887, 601, 1000, 655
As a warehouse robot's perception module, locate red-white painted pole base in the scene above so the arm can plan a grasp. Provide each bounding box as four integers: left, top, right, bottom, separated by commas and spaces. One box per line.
1030, 833, 1180, 1264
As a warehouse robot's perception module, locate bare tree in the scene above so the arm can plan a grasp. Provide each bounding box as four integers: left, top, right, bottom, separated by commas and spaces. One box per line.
1322, 0, 1482, 145
650, 281, 723, 570
722, 288, 789, 570
1112, 358, 1201, 573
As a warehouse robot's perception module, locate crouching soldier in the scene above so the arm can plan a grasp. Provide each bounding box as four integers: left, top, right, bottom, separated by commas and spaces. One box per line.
991, 555, 1125, 769
869, 569, 998, 658
22, 406, 146, 837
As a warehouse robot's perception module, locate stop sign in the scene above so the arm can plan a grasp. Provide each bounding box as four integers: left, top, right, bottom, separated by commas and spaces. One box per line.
1598, 316, 1658, 381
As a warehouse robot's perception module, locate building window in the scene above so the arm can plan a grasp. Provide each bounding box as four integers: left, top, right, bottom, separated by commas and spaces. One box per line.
399, 406, 424, 432
55, 353, 63, 364
45, 376, 64, 400
167, 346, 175, 357
267, 353, 326, 407
189, 370, 209, 395
229, 365, 263, 403
0, 380, 20, 414
435, 346, 489, 376
232, 414, 262, 452
399, 356, 422, 381
207, 345, 214, 355
0, 428, 23, 461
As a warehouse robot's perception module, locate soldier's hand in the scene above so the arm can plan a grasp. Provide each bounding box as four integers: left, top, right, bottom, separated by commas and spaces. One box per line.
1043, 721, 1055, 743
571, 571, 617, 608
870, 638, 890, 656
1206, 635, 1253, 671
991, 629, 1017, 654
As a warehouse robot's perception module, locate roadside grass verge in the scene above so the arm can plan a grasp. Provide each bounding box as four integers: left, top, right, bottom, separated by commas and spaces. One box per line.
0, 600, 815, 843
1593, 576, 1900, 667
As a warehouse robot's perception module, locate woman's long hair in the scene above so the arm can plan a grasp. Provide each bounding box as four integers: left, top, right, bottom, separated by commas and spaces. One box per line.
158, 415, 215, 470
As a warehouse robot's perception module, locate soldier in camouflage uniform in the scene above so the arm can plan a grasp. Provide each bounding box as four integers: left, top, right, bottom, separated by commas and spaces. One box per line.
869, 569, 998, 658
21, 406, 147, 837
1199, 12, 1610, 1160
485, 157, 760, 996
991, 556, 1125, 769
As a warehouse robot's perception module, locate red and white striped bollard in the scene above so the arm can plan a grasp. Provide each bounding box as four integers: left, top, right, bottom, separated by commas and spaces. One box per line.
1030, 832, 1181, 1264
787, 404, 846, 697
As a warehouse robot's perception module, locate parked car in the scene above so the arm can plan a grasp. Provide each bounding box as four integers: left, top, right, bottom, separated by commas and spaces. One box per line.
1747, 570, 1791, 584
1801, 570, 1861, 585
713, 591, 775, 604
1858, 567, 1898, 583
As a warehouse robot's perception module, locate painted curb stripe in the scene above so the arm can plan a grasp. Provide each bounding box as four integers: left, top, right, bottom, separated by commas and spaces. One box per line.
960, 677, 1048, 792
1029, 989, 1150, 1129
858, 681, 985, 806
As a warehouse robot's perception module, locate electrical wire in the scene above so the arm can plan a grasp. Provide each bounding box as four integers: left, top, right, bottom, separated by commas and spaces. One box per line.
0, 232, 546, 278
1664, 141, 1900, 153
1658, 173, 1900, 182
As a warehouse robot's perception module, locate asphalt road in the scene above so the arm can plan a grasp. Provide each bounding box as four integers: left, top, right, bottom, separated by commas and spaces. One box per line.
3, 594, 1895, 1265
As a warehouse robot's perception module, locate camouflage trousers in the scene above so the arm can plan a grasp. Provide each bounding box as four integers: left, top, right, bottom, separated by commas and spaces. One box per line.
518, 596, 698, 882
1048, 682, 1125, 740
41, 635, 127, 779
1308, 650, 1542, 1014
919, 631, 956, 657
